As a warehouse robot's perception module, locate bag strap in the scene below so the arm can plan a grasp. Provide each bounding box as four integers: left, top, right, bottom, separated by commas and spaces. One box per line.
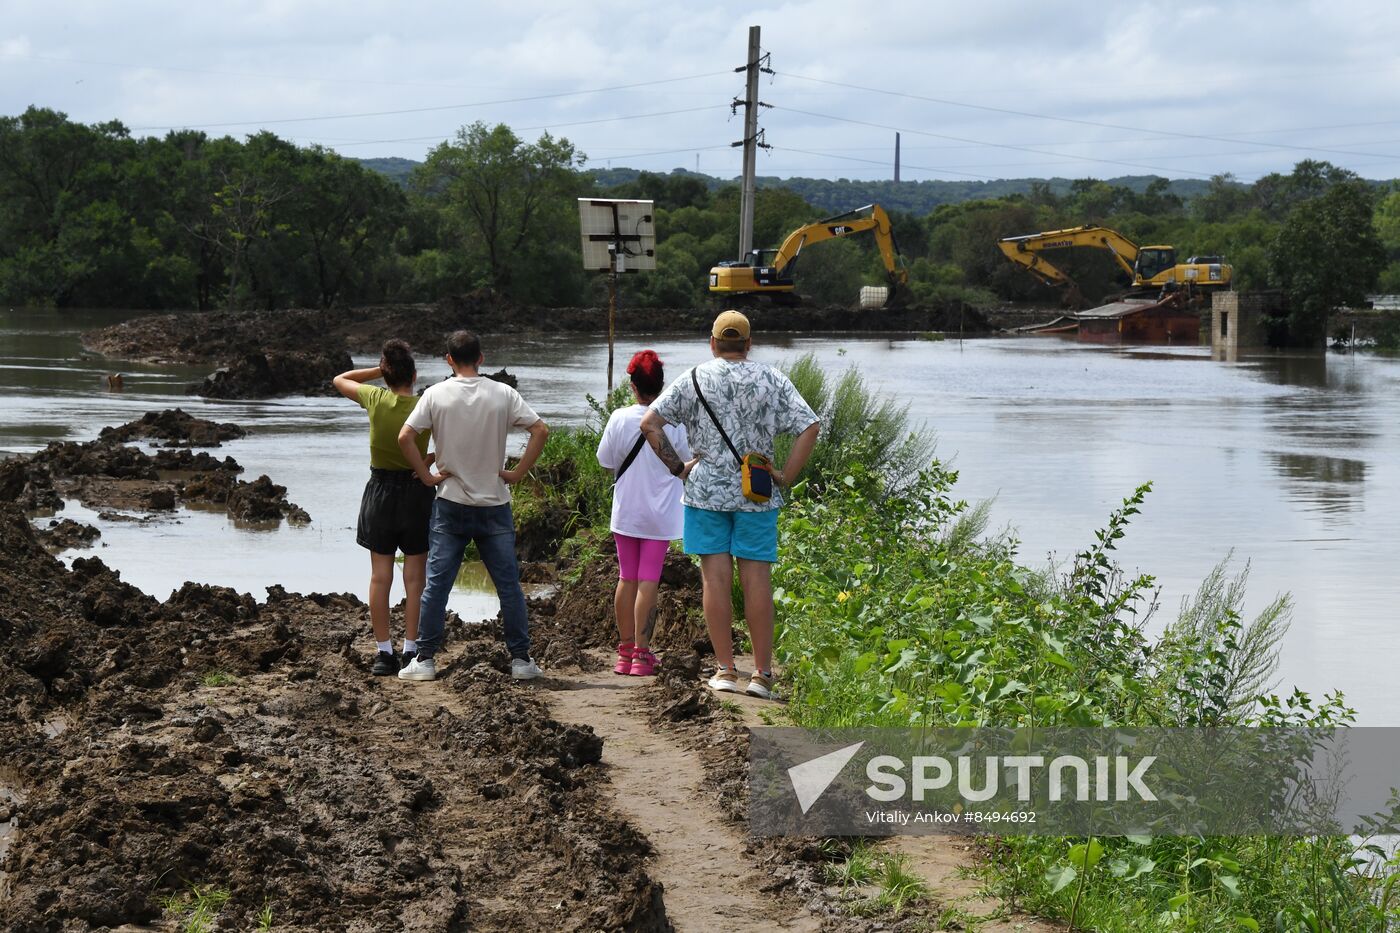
692, 367, 743, 467
614, 434, 648, 480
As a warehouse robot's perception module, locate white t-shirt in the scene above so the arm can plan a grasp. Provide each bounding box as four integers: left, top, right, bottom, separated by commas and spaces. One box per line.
596, 404, 689, 540
405, 376, 540, 507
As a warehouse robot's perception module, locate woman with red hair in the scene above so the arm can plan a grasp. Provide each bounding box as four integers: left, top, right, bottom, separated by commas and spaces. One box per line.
595, 350, 694, 676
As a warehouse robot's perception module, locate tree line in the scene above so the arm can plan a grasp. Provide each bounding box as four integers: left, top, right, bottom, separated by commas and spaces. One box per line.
2, 106, 1396, 343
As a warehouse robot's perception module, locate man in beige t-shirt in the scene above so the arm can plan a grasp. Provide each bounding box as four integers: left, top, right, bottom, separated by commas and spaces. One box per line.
396, 330, 549, 682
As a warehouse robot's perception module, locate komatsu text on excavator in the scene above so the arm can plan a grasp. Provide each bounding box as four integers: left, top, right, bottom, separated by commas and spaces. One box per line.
708, 204, 909, 306
997, 225, 1231, 305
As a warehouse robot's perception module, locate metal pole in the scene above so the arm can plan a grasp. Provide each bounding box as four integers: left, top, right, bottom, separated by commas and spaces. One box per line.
607, 270, 617, 391
738, 25, 760, 262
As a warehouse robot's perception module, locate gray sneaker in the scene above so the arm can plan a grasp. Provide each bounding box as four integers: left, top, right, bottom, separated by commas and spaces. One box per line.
511, 658, 543, 681
398, 656, 436, 682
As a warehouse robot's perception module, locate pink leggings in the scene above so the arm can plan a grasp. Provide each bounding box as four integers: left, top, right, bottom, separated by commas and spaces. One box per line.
614, 533, 669, 582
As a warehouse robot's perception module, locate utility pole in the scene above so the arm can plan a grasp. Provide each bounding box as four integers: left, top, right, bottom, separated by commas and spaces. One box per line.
894, 132, 901, 183
732, 25, 771, 262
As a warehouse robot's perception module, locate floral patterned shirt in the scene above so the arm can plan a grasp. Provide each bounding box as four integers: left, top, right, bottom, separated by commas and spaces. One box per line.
650, 357, 819, 513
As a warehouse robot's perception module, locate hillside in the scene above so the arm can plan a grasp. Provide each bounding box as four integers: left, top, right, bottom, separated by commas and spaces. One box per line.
355, 157, 1216, 211
352, 156, 420, 188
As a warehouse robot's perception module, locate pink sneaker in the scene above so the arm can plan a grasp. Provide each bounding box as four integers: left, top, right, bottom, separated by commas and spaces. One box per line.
614, 642, 635, 675
628, 649, 657, 677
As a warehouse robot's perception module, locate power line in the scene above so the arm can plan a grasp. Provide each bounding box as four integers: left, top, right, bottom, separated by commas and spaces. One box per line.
771, 145, 997, 180
581, 144, 731, 164
774, 71, 1400, 163
127, 71, 730, 131
294, 105, 729, 148
771, 104, 1223, 178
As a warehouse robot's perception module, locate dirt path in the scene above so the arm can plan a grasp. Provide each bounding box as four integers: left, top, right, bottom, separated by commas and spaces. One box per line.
542, 657, 823, 932
625, 653, 1060, 932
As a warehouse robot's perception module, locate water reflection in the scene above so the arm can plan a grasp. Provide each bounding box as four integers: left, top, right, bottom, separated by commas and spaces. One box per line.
1266, 451, 1367, 517
1248, 352, 1330, 389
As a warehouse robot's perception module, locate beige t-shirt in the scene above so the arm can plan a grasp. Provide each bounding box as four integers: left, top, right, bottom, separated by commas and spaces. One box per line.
405, 376, 540, 507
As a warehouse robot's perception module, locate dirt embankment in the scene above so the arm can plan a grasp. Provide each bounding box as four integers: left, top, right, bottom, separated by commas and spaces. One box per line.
84, 290, 996, 367
549, 544, 709, 657
0, 410, 308, 525
192, 349, 354, 399
98, 407, 247, 446
0, 506, 669, 931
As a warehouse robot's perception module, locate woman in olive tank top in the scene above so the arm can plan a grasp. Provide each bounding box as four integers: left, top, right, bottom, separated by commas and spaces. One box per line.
333, 340, 436, 677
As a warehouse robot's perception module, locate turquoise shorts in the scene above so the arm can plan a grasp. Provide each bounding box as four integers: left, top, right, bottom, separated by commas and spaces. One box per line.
683, 505, 779, 563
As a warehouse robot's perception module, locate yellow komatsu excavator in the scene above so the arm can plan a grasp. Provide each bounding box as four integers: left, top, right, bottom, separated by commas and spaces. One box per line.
708, 204, 909, 305
997, 225, 1231, 304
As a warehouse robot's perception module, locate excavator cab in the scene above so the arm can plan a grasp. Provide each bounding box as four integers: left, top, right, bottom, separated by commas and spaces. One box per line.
712, 249, 794, 290
1133, 247, 1177, 283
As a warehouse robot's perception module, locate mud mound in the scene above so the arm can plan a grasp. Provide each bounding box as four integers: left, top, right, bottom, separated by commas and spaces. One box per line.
553, 545, 706, 654
0, 456, 61, 511
0, 505, 669, 931
99, 408, 247, 447
193, 349, 353, 399
82, 290, 995, 376
83, 304, 355, 364
179, 471, 311, 524
33, 518, 100, 551
33, 438, 157, 480
1, 430, 308, 525
153, 448, 242, 473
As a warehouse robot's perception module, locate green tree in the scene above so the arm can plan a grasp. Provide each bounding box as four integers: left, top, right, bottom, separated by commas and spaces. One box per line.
1269, 180, 1385, 344
290, 148, 406, 307
415, 122, 584, 296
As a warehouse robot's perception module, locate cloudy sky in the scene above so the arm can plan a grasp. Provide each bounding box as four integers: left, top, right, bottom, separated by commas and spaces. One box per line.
3, 0, 1398, 183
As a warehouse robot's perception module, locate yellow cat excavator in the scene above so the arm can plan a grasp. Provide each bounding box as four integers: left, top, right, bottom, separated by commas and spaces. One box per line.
708, 204, 909, 305
998, 225, 1231, 306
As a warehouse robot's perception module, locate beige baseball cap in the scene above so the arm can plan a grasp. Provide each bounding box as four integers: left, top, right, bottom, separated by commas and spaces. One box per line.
711, 310, 751, 340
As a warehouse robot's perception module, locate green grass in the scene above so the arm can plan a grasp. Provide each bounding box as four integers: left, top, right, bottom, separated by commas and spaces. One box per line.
824, 841, 880, 887
847, 853, 930, 917
823, 843, 930, 918
160, 885, 230, 933
200, 670, 236, 688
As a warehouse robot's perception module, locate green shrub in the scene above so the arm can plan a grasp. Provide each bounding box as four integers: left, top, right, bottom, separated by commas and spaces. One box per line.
771, 456, 1396, 930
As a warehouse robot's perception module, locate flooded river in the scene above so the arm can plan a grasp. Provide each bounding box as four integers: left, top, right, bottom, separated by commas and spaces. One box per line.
2, 308, 1397, 723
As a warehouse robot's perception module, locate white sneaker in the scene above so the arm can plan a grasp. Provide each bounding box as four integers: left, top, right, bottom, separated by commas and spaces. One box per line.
511, 658, 543, 681
707, 667, 742, 693
398, 656, 436, 682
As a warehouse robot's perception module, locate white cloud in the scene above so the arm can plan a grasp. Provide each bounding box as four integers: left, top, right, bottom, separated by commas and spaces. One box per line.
0, 0, 1397, 182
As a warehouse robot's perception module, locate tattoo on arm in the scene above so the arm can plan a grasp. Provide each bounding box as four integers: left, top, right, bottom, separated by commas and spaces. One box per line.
642, 607, 658, 641
647, 428, 685, 475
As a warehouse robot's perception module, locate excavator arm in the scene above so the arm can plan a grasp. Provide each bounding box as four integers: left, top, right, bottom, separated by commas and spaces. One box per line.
772, 204, 909, 288
997, 225, 1142, 287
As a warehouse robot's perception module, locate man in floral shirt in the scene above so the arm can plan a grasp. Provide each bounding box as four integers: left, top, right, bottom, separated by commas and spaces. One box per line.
641, 310, 820, 699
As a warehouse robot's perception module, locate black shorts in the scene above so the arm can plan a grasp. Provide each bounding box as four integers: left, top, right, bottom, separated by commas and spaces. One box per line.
356, 469, 436, 556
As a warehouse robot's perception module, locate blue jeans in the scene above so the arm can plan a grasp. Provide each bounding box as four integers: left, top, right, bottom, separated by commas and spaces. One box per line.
416, 499, 530, 661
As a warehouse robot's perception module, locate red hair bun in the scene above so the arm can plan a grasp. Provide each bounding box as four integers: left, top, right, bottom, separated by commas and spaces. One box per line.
626, 349, 664, 396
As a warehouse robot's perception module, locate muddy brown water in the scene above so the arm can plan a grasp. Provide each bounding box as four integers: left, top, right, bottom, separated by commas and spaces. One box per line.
2, 308, 1398, 723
